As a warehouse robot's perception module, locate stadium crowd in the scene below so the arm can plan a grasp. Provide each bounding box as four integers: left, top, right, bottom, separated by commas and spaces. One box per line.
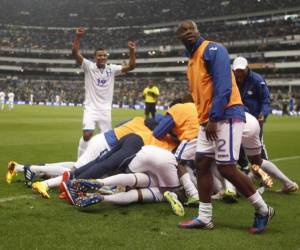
0, 18, 298, 50
0, 0, 297, 27
1, 76, 299, 114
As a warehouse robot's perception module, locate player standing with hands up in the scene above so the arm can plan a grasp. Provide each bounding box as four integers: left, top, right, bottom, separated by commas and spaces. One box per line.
72, 27, 136, 157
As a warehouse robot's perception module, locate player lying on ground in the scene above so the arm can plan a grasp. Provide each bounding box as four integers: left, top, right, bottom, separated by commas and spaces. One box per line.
62, 145, 190, 217
6, 117, 157, 197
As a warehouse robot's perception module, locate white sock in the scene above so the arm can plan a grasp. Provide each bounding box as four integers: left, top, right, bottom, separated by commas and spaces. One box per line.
99, 173, 151, 188
103, 189, 139, 205
15, 163, 24, 173
77, 137, 89, 158
261, 159, 293, 187
30, 162, 73, 177
180, 173, 198, 198
43, 176, 63, 189
198, 202, 213, 223
248, 191, 268, 215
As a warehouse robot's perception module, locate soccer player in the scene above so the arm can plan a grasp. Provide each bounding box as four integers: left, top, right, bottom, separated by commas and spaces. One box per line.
0, 90, 5, 110
143, 82, 160, 119
152, 97, 200, 205
176, 20, 274, 233
6, 117, 152, 197
72, 27, 136, 157
63, 145, 185, 217
7, 91, 15, 110
232, 56, 270, 163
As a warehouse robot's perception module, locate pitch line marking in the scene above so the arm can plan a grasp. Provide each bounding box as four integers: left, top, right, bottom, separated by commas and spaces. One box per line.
271, 155, 300, 162
0, 194, 35, 203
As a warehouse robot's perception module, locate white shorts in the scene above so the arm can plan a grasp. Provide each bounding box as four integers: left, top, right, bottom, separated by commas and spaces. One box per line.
242, 112, 262, 156
83, 109, 111, 132
196, 120, 244, 165
128, 145, 180, 188
74, 133, 110, 168
174, 139, 197, 161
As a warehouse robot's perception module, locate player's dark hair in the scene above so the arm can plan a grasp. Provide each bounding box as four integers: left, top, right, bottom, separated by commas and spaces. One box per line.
169, 98, 183, 108
94, 48, 107, 55
181, 93, 194, 103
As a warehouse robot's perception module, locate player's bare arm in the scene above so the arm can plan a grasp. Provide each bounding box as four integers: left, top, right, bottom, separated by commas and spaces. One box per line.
72, 27, 85, 65
121, 41, 136, 73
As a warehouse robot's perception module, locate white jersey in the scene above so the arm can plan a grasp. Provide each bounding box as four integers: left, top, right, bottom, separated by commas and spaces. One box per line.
81, 58, 122, 111
0, 91, 5, 101
8, 92, 15, 101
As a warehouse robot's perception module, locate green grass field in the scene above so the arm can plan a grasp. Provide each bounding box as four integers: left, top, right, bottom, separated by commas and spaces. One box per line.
0, 105, 299, 250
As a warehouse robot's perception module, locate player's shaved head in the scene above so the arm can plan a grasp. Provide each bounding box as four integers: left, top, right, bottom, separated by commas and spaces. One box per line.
176, 20, 200, 51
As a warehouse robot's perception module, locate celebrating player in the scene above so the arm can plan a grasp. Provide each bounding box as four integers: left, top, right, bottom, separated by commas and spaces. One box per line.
176, 20, 274, 234
72, 27, 136, 157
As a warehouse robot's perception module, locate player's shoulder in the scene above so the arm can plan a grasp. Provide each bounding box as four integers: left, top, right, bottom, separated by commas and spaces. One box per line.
207, 41, 227, 52
204, 41, 229, 59
249, 70, 266, 85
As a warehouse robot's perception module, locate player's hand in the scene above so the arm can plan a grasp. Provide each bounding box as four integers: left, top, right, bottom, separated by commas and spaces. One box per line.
128, 41, 136, 51
257, 113, 265, 125
76, 27, 86, 37
205, 121, 218, 141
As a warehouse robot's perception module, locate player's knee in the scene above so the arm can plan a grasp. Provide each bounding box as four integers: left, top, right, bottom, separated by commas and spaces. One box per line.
217, 164, 237, 179
83, 132, 93, 141
247, 155, 262, 166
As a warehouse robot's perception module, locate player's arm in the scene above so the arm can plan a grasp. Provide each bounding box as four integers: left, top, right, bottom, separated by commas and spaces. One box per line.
204, 44, 232, 140
121, 41, 136, 73
258, 80, 271, 122
72, 27, 85, 65
152, 113, 175, 139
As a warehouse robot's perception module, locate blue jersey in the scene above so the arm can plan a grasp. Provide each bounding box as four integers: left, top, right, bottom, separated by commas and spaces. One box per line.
238, 70, 270, 118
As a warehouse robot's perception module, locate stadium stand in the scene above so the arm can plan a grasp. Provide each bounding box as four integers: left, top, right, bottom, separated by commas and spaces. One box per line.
0, 0, 299, 110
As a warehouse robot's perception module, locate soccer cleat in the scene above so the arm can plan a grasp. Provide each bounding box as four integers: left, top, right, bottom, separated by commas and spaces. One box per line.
61, 180, 79, 205
184, 196, 199, 207
74, 193, 103, 208
178, 217, 215, 229
59, 171, 71, 193
24, 165, 35, 187
6, 161, 17, 184
58, 192, 67, 200
164, 191, 185, 216
249, 206, 275, 234
277, 182, 299, 193
251, 164, 273, 188
72, 179, 104, 192
222, 188, 238, 203
32, 182, 50, 199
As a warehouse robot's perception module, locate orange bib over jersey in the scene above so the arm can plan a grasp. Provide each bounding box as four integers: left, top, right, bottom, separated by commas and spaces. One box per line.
167, 103, 199, 140
135, 131, 178, 151
187, 40, 243, 124
114, 117, 150, 140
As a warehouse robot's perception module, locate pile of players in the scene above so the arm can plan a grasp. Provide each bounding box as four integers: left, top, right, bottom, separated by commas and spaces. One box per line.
6, 22, 298, 234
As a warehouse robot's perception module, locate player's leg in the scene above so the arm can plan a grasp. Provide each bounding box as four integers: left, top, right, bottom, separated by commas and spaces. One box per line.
98, 172, 154, 188
145, 103, 150, 119
242, 113, 273, 188
177, 163, 199, 205
78, 109, 95, 158
259, 124, 269, 160
179, 125, 215, 229
150, 103, 156, 119
74, 133, 109, 168
75, 187, 163, 207
76, 134, 144, 179
97, 110, 112, 133
215, 120, 274, 233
